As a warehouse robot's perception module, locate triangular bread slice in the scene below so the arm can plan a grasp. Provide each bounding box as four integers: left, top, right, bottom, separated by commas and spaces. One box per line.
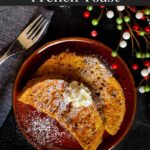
35, 52, 126, 135
18, 77, 104, 150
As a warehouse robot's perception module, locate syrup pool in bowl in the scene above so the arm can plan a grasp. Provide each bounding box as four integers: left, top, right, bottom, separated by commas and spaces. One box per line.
13, 37, 136, 150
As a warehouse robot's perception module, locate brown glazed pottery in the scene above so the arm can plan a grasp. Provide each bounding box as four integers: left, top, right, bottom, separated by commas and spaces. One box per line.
13, 37, 137, 150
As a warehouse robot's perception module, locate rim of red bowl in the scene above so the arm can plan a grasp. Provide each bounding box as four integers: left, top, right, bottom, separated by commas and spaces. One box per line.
13, 37, 137, 150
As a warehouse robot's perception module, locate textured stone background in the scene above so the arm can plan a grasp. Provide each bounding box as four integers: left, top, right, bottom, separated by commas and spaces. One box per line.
0, 6, 150, 150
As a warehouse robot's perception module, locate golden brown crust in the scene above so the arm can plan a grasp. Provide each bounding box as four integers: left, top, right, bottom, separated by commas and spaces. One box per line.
19, 79, 104, 150
35, 52, 126, 135
100, 77, 125, 135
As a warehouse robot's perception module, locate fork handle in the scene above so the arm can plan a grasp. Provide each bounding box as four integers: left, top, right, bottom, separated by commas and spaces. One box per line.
0, 40, 23, 65
0, 53, 9, 65
0, 42, 15, 65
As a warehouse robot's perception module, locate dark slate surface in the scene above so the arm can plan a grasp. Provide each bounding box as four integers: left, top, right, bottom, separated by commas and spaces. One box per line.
0, 6, 150, 150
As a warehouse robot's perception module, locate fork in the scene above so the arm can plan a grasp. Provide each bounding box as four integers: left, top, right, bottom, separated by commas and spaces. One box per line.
0, 15, 49, 65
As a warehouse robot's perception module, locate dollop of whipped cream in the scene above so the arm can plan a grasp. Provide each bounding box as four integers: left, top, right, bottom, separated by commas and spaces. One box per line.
63, 81, 93, 107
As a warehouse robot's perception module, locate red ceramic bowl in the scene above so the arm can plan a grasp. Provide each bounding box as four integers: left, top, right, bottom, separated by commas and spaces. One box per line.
13, 37, 137, 150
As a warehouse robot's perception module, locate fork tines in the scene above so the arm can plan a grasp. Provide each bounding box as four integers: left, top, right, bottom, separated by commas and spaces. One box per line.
17, 14, 49, 49
26, 15, 49, 40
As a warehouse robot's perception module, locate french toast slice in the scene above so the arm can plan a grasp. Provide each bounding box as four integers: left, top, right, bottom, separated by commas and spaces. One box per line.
35, 52, 126, 135
19, 77, 104, 150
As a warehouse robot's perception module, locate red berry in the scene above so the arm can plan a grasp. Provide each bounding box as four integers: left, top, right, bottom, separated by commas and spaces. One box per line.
132, 64, 139, 70
130, 6, 136, 12
83, 11, 90, 18
145, 26, 150, 33
124, 29, 130, 33
91, 30, 98, 37
141, 15, 146, 20
99, 5, 105, 8
144, 61, 150, 67
133, 25, 140, 31
111, 63, 118, 70
144, 75, 149, 80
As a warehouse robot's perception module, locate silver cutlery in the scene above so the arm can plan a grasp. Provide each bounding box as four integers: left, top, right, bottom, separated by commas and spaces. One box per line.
0, 14, 49, 65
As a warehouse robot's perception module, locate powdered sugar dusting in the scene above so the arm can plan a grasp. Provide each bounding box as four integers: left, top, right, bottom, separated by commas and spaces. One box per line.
18, 104, 78, 150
